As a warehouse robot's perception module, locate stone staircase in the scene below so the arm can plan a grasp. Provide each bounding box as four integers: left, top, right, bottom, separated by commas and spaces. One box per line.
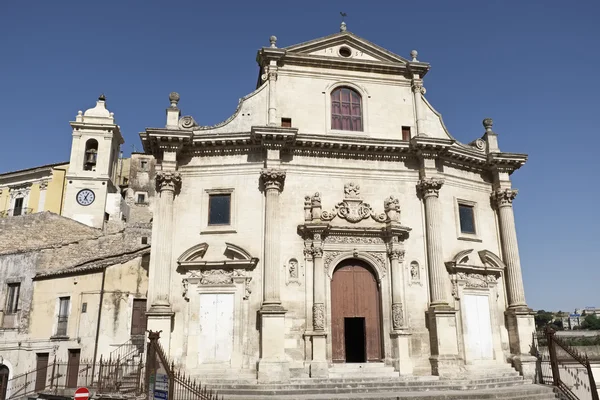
203, 363, 559, 400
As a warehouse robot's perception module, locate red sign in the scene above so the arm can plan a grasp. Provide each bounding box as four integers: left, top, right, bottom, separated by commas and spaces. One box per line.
74, 387, 90, 400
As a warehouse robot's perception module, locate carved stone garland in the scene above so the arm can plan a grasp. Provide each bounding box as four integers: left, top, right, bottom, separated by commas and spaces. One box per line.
457, 272, 497, 288
312, 303, 325, 331
182, 268, 252, 301
392, 303, 404, 329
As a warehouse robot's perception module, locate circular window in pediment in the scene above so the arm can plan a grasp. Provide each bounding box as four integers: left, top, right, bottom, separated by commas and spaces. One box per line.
339, 46, 352, 58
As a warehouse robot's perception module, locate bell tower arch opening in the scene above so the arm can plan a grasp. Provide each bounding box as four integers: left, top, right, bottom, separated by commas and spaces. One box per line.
330, 259, 382, 363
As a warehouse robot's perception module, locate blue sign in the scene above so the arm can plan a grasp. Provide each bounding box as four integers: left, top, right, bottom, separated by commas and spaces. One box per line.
154, 390, 168, 400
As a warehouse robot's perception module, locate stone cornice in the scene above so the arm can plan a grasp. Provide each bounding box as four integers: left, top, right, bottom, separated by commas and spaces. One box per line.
140, 127, 527, 173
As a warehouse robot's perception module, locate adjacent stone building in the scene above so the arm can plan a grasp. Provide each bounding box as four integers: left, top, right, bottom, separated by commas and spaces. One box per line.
0, 162, 69, 217
140, 26, 536, 383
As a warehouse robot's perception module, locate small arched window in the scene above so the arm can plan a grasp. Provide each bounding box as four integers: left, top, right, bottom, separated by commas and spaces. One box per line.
331, 87, 362, 131
84, 139, 98, 171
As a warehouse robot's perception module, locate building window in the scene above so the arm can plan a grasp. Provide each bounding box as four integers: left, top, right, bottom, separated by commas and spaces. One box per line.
5, 283, 20, 314
458, 204, 476, 234
13, 198, 23, 216
281, 118, 292, 128
140, 160, 148, 169
81, 303, 87, 313
208, 194, 231, 225
402, 126, 411, 141
331, 87, 362, 131
84, 139, 98, 171
136, 193, 146, 204
56, 297, 70, 336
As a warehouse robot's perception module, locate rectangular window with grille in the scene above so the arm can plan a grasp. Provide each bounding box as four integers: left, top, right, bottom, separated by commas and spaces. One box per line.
56, 297, 70, 336
208, 194, 231, 225
5, 283, 20, 314
458, 204, 476, 234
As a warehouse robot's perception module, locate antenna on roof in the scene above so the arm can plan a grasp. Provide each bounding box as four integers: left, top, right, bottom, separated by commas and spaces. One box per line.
340, 12, 347, 32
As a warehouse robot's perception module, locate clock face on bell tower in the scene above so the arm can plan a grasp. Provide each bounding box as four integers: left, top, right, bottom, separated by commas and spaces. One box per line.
76, 189, 95, 206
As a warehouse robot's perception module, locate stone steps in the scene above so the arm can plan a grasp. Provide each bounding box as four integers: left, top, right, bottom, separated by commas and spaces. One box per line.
217, 385, 558, 399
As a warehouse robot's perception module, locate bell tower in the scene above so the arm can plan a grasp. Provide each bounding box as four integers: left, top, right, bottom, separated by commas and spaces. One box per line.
63, 95, 124, 228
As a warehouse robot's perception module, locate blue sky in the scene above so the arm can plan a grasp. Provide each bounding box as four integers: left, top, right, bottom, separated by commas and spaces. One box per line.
1, 1, 598, 312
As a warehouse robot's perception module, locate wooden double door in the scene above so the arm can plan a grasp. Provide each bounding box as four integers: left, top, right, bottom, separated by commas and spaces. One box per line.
331, 261, 382, 362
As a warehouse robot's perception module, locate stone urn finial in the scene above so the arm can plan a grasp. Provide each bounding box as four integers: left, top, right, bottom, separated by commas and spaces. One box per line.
269, 35, 277, 48
483, 118, 493, 132
169, 92, 180, 108
410, 50, 418, 62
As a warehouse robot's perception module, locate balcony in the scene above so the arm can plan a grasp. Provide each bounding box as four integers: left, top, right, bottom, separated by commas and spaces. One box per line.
0, 208, 33, 217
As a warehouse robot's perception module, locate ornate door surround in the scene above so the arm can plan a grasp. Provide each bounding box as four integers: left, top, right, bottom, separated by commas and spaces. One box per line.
298, 183, 411, 364
177, 242, 258, 371
446, 249, 507, 364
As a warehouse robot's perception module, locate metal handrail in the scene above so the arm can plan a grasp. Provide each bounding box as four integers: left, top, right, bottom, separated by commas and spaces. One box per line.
542, 327, 600, 400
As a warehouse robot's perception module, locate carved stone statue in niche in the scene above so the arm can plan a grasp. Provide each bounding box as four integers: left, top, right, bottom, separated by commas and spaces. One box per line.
289, 259, 298, 279
286, 258, 301, 285
409, 261, 421, 285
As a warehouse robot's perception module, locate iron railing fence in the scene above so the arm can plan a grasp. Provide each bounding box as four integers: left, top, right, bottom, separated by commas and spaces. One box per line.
534, 328, 600, 400
147, 331, 222, 400
6, 356, 143, 400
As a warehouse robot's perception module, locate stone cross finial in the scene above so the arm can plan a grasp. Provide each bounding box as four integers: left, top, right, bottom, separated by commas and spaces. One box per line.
269, 35, 277, 48
410, 50, 419, 62
483, 118, 493, 133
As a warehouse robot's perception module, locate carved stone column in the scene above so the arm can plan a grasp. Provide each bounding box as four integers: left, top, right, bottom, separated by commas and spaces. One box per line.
417, 178, 449, 306
388, 247, 406, 330
258, 168, 289, 383
412, 79, 426, 136
388, 244, 413, 375
492, 188, 536, 381
261, 168, 286, 307
309, 239, 328, 378
147, 170, 181, 354
417, 178, 460, 376
149, 171, 181, 309
492, 189, 526, 308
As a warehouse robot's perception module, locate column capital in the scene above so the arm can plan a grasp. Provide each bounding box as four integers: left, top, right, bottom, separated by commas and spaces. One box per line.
310, 243, 323, 259
260, 168, 286, 192
417, 178, 444, 198
387, 247, 405, 261
492, 188, 518, 207
156, 171, 181, 193
411, 79, 426, 95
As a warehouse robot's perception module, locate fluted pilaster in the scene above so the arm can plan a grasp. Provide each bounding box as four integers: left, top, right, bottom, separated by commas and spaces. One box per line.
260, 168, 286, 307
149, 171, 181, 310
493, 189, 527, 308
417, 178, 448, 306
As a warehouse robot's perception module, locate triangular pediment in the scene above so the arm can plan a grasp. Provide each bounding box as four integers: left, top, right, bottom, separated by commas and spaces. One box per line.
284, 32, 409, 65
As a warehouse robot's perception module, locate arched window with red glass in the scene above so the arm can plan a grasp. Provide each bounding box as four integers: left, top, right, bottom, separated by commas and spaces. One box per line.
331, 87, 363, 131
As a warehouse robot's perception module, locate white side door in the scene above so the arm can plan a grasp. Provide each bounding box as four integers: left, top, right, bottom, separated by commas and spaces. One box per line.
463, 294, 494, 360
199, 293, 234, 363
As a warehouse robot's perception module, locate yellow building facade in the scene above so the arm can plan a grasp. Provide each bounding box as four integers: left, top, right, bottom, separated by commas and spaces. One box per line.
0, 162, 69, 217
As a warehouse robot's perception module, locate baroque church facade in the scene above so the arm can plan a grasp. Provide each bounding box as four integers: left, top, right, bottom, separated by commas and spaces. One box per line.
137, 26, 536, 383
